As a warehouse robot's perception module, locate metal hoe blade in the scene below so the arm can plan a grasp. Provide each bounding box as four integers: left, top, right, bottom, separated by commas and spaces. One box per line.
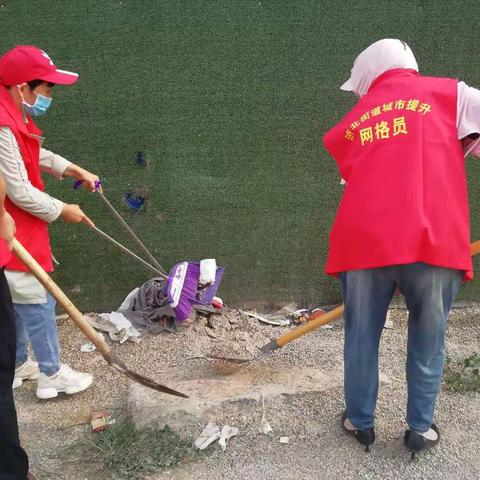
109, 351, 188, 398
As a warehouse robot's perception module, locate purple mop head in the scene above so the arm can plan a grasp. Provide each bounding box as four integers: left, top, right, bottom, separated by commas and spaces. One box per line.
165, 262, 200, 321
165, 262, 225, 321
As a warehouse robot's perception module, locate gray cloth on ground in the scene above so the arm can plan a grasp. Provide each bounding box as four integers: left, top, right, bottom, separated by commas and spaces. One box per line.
118, 277, 177, 334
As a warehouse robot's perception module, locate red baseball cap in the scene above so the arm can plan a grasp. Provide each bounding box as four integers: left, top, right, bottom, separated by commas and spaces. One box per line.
0, 45, 79, 86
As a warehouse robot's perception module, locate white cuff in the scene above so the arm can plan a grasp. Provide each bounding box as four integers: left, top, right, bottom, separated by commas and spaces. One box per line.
51, 154, 72, 180
43, 198, 64, 223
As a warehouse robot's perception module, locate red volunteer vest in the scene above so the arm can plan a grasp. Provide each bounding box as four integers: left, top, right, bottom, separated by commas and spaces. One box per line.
0, 85, 53, 272
323, 69, 472, 279
0, 236, 11, 267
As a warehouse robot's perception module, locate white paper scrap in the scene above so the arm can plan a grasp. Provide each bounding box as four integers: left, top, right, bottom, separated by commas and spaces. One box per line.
219, 425, 239, 451
194, 422, 221, 450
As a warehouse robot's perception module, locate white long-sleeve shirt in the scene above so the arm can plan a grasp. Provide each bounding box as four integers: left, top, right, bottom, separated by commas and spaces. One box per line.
457, 81, 480, 156
0, 127, 71, 222
0, 126, 72, 303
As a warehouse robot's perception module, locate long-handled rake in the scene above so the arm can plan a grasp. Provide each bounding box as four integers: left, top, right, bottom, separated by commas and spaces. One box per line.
75, 180, 201, 322
74, 180, 165, 274
12, 238, 188, 398
95, 189, 166, 275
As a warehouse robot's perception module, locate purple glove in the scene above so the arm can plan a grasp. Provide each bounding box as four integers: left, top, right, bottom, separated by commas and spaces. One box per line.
73, 179, 102, 191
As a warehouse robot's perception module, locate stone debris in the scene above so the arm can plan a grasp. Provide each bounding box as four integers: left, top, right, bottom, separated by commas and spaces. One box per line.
80, 341, 96, 353
262, 420, 273, 434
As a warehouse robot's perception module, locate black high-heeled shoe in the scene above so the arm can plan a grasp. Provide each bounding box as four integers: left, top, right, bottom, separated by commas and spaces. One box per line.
404, 424, 440, 460
341, 410, 375, 452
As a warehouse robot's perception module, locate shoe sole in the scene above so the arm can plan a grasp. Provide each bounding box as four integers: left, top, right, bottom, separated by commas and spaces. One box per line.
36, 376, 93, 400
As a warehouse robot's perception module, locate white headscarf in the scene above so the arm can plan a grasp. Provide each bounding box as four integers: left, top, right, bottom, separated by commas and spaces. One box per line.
341, 39, 419, 98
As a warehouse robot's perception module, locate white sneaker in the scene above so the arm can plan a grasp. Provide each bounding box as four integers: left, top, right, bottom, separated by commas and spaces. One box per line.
13, 358, 40, 389
36, 364, 93, 399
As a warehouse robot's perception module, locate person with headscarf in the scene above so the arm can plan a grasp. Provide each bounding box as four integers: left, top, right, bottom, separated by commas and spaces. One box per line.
323, 39, 480, 457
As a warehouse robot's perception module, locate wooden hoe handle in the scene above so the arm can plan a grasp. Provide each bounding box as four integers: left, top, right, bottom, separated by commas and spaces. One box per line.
275, 304, 345, 348
11, 238, 112, 359
266, 240, 480, 352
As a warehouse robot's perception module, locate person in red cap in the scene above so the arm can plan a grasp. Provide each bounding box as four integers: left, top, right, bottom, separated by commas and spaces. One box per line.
323, 39, 480, 458
0, 45, 97, 401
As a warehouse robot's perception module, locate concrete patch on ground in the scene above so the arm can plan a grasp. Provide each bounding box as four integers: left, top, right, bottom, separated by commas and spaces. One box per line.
128, 365, 342, 429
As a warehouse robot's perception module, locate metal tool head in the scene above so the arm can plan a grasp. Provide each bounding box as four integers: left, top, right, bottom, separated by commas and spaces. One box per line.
203, 347, 271, 367
204, 355, 253, 364
109, 351, 188, 398
259, 339, 279, 354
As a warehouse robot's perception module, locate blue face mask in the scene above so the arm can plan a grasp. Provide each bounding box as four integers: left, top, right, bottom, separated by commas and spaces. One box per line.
20, 90, 52, 117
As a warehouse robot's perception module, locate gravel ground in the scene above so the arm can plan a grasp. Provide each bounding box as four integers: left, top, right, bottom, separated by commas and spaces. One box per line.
14, 305, 480, 480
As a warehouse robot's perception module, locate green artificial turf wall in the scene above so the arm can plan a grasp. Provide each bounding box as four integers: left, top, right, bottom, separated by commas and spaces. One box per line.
1, 0, 479, 310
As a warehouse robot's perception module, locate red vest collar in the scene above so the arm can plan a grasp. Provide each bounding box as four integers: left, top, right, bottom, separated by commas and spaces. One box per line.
368, 68, 419, 94
0, 84, 42, 137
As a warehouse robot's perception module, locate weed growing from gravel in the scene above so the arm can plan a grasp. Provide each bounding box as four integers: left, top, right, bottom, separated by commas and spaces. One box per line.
71, 417, 203, 479
445, 354, 480, 393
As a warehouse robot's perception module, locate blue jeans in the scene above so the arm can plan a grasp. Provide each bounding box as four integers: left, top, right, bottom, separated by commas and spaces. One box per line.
14, 294, 61, 376
341, 263, 462, 432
